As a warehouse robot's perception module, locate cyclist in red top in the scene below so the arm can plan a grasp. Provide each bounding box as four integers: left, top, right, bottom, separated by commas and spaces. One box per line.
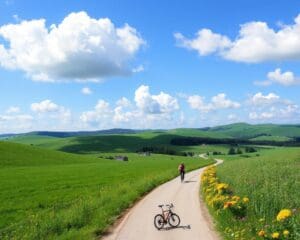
178, 163, 185, 183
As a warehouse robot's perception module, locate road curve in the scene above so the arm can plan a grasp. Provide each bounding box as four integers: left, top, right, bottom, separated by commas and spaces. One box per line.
102, 160, 222, 240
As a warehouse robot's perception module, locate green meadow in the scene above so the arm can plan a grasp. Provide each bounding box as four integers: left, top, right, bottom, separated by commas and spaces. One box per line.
0, 141, 213, 239
2, 123, 300, 239
204, 147, 300, 239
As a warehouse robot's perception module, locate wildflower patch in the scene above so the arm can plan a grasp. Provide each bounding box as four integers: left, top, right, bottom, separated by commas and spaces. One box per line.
201, 166, 249, 220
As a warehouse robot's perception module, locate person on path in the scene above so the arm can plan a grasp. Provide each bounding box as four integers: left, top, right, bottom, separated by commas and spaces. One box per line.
178, 163, 185, 183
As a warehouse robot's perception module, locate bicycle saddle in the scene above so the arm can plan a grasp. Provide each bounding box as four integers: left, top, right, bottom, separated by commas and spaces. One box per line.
158, 204, 164, 207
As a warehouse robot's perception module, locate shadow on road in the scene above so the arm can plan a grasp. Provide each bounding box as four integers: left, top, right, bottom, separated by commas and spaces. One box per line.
184, 180, 196, 183
160, 225, 191, 231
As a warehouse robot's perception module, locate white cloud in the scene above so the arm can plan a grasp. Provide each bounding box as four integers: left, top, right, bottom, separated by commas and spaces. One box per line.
249, 112, 274, 120
0, 114, 33, 122
6, 106, 20, 114
187, 93, 240, 112
174, 29, 231, 56
248, 92, 299, 122
116, 97, 131, 108
79, 86, 180, 129
248, 92, 283, 106
255, 68, 300, 86
211, 93, 240, 109
30, 99, 71, 124
249, 104, 299, 121
80, 100, 112, 124
176, 14, 300, 62
132, 65, 144, 73
187, 95, 213, 112
267, 68, 300, 86
0, 114, 33, 132
31, 100, 60, 113
81, 87, 92, 95
0, 11, 144, 82
134, 85, 179, 114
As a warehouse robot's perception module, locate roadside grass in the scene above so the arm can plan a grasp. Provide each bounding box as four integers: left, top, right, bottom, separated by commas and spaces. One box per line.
202, 147, 300, 239
0, 141, 214, 239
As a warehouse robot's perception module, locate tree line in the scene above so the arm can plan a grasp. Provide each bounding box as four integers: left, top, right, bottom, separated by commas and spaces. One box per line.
170, 137, 300, 147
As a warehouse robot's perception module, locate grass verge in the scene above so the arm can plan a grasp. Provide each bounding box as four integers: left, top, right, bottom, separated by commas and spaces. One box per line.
200, 147, 300, 240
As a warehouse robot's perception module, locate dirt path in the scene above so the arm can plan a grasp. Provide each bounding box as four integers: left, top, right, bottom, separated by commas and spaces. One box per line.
102, 160, 223, 240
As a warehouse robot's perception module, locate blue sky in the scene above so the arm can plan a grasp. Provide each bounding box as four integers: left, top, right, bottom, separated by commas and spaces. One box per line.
0, 0, 300, 133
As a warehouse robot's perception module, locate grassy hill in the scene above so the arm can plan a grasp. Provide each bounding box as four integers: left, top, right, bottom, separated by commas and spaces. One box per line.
5, 123, 300, 156
208, 123, 300, 139
0, 141, 213, 239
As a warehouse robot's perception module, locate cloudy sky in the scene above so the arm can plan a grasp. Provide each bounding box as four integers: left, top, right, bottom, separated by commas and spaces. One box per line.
0, 0, 300, 133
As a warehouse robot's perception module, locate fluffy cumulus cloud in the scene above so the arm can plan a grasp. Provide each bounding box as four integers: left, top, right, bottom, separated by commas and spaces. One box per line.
81, 87, 92, 95
187, 93, 240, 112
255, 68, 300, 86
134, 85, 179, 114
0, 11, 144, 82
248, 92, 299, 122
249, 92, 281, 106
30, 99, 71, 124
31, 100, 60, 113
80, 85, 180, 129
174, 29, 231, 56
80, 100, 112, 125
175, 14, 300, 62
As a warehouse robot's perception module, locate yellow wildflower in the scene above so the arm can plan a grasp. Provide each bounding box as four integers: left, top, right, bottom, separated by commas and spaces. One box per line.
216, 183, 228, 190
243, 197, 249, 203
272, 232, 280, 239
258, 230, 266, 237
283, 230, 289, 237
232, 195, 240, 201
276, 209, 292, 221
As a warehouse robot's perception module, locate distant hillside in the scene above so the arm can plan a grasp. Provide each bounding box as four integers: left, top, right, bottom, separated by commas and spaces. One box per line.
4, 123, 300, 154
31, 128, 142, 138
1, 128, 143, 139
205, 123, 300, 139
3, 123, 300, 140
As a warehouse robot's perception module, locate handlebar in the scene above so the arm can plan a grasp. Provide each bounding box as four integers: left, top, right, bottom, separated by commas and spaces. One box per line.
158, 203, 174, 208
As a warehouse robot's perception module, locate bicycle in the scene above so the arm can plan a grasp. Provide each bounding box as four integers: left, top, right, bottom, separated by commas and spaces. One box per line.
154, 203, 181, 230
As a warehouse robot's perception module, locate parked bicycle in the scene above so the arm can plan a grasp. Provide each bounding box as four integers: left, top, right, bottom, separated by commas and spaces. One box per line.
154, 203, 181, 230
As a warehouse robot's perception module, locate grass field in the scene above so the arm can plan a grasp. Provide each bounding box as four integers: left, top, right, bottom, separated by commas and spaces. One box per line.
0, 141, 214, 239
202, 147, 300, 239
250, 135, 293, 142
7, 132, 231, 155
3, 124, 300, 239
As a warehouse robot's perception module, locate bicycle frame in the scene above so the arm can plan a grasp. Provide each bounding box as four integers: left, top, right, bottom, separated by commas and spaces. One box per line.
160, 206, 172, 222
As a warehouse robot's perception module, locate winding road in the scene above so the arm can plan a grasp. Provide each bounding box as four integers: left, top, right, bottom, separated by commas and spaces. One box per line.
102, 160, 222, 240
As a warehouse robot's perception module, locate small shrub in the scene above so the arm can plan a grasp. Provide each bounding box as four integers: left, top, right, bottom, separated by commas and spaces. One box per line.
228, 147, 236, 155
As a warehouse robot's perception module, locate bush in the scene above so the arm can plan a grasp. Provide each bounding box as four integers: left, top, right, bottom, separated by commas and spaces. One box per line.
236, 148, 243, 154
228, 147, 236, 155
213, 151, 222, 155
245, 146, 257, 153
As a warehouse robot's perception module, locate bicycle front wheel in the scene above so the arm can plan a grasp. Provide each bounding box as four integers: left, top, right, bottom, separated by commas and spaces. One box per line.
168, 213, 180, 227
154, 214, 165, 230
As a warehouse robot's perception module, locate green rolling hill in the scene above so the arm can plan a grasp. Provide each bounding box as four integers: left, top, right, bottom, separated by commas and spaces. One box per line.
0, 141, 213, 239
4, 123, 300, 155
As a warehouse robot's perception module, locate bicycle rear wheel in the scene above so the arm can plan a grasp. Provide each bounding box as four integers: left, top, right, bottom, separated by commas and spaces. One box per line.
168, 213, 180, 227
154, 214, 165, 230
